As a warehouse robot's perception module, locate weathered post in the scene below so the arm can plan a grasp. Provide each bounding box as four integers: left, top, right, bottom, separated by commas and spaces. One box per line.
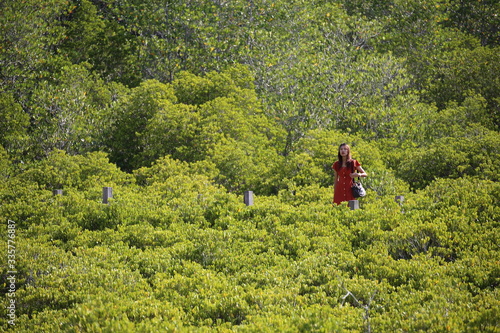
53, 189, 63, 196
395, 196, 405, 205
244, 191, 254, 206
348, 200, 359, 210
103, 187, 113, 204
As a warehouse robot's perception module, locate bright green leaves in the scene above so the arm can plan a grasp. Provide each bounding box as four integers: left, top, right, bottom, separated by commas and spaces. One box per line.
1, 148, 498, 331
173, 71, 221, 106
20, 150, 134, 191
134, 155, 218, 187
105, 66, 285, 194
106, 79, 176, 171
139, 102, 201, 164
396, 127, 499, 189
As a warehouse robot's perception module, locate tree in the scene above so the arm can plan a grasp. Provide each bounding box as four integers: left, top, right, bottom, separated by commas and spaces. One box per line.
60, 0, 142, 86
421, 46, 500, 127
444, 0, 500, 47
0, 93, 29, 157
396, 126, 499, 189
24, 64, 127, 158
141, 68, 285, 194
106, 79, 176, 171
138, 101, 201, 165
0, 0, 70, 95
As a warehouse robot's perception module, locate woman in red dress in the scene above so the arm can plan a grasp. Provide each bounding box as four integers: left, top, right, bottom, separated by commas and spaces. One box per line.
332, 143, 367, 205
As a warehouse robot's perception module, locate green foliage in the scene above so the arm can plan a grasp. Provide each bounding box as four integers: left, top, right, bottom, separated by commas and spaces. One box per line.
138, 101, 201, 164
19, 63, 128, 159
59, 0, 106, 64
282, 129, 408, 196
20, 150, 134, 191
444, 0, 500, 46
106, 79, 176, 171
0, 0, 70, 92
0, 146, 12, 180
421, 45, 500, 127
59, 0, 142, 86
396, 126, 499, 189
121, 68, 287, 194
0, 93, 29, 156
1, 0, 499, 331
1, 151, 499, 331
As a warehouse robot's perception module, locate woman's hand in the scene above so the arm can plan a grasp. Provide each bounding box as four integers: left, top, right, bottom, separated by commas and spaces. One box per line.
352, 166, 367, 178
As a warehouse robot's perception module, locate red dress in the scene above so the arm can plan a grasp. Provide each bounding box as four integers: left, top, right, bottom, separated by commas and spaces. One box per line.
332, 160, 360, 205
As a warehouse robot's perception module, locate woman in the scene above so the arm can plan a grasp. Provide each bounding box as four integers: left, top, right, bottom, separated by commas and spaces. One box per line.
332, 143, 367, 205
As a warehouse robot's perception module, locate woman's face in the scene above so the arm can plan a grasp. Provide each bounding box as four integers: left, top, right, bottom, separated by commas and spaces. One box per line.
339, 145, 349, 157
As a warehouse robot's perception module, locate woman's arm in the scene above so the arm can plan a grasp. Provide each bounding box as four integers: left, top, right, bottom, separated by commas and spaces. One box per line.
351, 165, 367, 178
333, 169, 338, 187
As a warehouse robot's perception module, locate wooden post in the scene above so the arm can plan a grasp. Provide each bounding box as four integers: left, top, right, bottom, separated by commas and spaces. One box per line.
53, 189, 63, 196
348, 200, 359, 210
103, 187, 113, 204
395, 196, 405, 205
244, 191, 254, 206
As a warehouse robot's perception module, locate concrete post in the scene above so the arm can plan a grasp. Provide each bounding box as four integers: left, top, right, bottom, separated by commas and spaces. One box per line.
348, 200, 359, 210
244, 191, 254, 206
395, 196, 405, 205
103, 187, 113, 204
53, 189, 63, 196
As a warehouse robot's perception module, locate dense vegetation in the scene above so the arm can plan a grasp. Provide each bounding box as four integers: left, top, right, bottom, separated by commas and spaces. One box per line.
1, 0, 499, 331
